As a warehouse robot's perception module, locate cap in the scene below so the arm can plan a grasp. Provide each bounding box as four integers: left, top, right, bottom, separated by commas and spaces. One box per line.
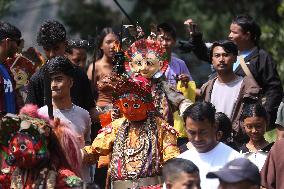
206, 158, 260, 185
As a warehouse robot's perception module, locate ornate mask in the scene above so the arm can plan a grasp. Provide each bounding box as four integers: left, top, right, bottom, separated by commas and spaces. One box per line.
0, 111, 51, 169
7, 131, 49, 168
112, 76, 154, 121
124, 39, 168, 79
115, 94, 154, 121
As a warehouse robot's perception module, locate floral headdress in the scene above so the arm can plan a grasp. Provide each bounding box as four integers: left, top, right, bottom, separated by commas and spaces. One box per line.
112, 75, 153, 104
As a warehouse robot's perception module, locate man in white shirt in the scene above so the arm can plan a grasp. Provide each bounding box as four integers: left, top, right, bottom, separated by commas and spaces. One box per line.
200, 40, 259, 144
37, 56, 92, 185
178, 102, 241, 189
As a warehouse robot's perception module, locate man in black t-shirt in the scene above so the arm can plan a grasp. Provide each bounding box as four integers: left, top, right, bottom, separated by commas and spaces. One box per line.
26, 20, 95, 112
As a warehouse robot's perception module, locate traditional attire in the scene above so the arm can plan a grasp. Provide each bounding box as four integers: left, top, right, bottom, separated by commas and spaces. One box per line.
0, 104, 83, 189
124, 38, 192, 126
83, 77, 179, 189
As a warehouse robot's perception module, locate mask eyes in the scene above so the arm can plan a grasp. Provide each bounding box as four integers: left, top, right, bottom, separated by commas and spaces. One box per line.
123, 103, 129, 108
146, 61, 153, 66
12, 146, 16, 152
133, 104, 140, 109
20, 144, 27, 151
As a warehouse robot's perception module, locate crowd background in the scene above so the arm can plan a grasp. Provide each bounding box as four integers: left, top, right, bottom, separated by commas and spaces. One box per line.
1, 1, 284, 188
1, 0, 284, 88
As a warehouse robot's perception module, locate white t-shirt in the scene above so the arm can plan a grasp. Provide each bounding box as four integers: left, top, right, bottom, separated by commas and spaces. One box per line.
178, 142, 242, 189
38, 104, 91, 145
38, 104, 92, 182
210, 76, 243, 118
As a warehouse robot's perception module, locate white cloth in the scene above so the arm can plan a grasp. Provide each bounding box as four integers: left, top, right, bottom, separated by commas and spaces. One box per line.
38, 104, 91, 144
242, 151, 268, 171
178, 142, 242, 189
38, 104, 92, 182
210, 76, 243, 118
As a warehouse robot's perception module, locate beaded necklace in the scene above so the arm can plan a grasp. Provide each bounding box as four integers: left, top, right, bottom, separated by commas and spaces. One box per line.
110, 115, 159, 180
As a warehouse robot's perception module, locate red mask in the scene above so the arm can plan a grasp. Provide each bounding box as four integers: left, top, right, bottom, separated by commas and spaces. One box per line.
7, 133, 48, 168
115, 94, 154, 121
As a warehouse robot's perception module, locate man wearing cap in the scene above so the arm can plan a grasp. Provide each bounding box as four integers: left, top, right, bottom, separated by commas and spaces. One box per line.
0, 21, 22, 114
207, 158, 261, 189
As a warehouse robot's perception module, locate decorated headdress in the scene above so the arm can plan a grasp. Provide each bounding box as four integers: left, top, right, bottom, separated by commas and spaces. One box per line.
0, 105, 82, 177
0, 105, 51, 169
124, 38, 169, 77
111, 76, 155, 121
112, 75, 153, 103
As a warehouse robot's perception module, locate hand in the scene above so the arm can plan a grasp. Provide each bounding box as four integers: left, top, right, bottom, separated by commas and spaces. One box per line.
178, 74, 190, 82
178, 74, 189, 88
184, 19, 201, 38
90, 107, 100, 123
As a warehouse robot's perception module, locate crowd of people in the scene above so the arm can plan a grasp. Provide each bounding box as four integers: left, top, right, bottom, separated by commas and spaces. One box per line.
0, 13, 283, 189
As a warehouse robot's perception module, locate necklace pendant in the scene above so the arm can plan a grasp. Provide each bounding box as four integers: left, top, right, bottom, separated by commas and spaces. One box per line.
126, 148, 135, 156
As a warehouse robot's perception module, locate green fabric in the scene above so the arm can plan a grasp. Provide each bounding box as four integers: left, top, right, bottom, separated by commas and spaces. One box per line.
264, 129, 276, 143
65, 175, 82, 187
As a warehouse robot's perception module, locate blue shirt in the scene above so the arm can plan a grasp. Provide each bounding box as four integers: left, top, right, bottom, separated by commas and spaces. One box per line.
233, 50, 252, 71
165, 56, 192, 87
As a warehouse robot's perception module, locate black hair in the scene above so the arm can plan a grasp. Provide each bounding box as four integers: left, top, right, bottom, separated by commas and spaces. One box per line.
215, 112, 232, 142
66, 39, 89, 54
157, 22, 177, 40
37, 20, 66, 48
94, 27, 118, 60
210, 40, 238, 62
183, 101, 216, 125
241, 103, 268, 123
0, 21, 21, 41
232, 14, 261, 45
46, 56, 75, 78
162, 158, 199, 182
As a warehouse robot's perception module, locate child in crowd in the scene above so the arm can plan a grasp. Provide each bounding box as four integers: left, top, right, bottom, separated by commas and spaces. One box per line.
162, 158, 200, 189
240, 103, 274, 170
215, 112, 239, 151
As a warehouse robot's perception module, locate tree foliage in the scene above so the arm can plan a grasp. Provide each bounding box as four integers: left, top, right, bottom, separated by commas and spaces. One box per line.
58, 0, 122, 38
0, 0, 14, 18
58, 0, 284, 85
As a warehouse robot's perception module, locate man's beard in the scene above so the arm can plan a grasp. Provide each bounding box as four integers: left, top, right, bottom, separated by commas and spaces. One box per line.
6, 46, 17, 58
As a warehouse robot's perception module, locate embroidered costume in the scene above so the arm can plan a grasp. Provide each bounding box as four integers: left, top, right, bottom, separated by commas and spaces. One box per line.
124, 38, 192, 126
0, 104, 83, 189
83, 77, 179, 189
